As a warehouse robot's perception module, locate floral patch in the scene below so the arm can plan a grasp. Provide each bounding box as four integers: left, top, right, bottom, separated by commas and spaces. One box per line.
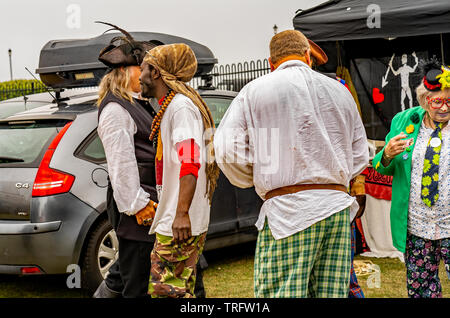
432, 173, 439, 182
406, 124, 415, 134
423, 159, 431, 173
432, 154, 440, 165
434, 194, 439, 202
422, 176, 432, 187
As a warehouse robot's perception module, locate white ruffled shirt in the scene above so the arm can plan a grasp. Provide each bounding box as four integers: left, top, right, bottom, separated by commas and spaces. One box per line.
214, 60, 369, 240
97, 93, 151, 216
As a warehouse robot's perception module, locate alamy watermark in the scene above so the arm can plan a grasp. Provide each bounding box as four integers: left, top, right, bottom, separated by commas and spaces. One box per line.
66, 4, 81, 29
367, 4, 381, 29
170, 119, 365, 177
169, 122, 281, 175
66, 264, 81, 289
366, 264, 381, 289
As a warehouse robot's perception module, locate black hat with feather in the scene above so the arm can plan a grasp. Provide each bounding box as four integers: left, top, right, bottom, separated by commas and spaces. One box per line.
96, 21, 162, 68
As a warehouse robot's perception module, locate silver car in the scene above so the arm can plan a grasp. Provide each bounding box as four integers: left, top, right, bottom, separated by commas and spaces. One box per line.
0, 87, 261, 292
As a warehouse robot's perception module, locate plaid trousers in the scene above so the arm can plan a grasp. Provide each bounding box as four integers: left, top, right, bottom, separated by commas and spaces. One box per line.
254, 208, 351, 298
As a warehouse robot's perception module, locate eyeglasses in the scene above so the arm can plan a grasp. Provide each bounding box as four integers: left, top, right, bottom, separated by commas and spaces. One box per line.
426, 96, 450, 109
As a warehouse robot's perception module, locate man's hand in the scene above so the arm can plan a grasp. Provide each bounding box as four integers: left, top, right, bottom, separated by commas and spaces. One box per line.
172, 211, 192, 243
172, 174, 197, 243
355, 195, 366, 219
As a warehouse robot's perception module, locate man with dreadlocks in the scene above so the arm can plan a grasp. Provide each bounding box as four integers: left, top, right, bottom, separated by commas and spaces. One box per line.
139, 43, 218, 298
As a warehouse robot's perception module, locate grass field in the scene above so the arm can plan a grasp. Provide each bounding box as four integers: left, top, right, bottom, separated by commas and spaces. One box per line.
0, 241, 449, 298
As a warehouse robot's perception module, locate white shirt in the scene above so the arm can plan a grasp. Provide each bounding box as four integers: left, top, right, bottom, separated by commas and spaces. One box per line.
97, 94, 150, 216
214, 60, 369, 240
408, 120, 450, 240
149, 94, 210, 237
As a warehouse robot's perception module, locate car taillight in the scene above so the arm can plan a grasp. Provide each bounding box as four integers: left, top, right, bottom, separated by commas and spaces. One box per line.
21, 266, 42, 274
32, 122, 75, 197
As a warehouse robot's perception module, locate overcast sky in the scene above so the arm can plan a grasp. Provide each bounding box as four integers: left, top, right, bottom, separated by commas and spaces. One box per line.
0, 0, 324, 82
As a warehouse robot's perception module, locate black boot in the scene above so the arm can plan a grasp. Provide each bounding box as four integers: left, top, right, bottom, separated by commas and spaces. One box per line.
194, 254, 208, 298
93, 280, 122, 298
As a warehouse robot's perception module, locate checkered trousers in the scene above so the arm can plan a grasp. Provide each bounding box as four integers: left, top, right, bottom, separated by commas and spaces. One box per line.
254, 208, 351, 298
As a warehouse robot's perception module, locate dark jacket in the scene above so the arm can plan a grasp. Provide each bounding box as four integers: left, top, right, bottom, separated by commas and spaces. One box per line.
98, 91, 157, 242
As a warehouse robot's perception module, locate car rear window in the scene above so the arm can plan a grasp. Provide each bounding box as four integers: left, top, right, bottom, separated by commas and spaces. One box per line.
203, 97, 233, 126
0, 101, 49, 119
0, 119, 69, 167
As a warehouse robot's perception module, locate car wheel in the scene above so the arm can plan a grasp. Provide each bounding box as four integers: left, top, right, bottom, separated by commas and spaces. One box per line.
81, 218, 118, 292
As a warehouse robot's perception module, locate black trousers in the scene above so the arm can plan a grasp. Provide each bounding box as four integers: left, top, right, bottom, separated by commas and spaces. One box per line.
105, 237, 153, 298
105, 182, 152, 298
104, 259, 122, 293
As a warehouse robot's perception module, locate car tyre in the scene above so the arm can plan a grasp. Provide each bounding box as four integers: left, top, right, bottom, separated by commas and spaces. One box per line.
81, 218, 118, 293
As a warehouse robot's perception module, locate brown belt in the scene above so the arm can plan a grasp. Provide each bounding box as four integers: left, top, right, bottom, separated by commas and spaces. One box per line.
265, 184, 348, 200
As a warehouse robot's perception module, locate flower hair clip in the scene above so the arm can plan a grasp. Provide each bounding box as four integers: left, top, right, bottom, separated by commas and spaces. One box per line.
436, 66, 450, 90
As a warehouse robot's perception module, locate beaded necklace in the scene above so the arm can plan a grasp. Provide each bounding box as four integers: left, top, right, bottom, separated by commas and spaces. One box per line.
149, 89, 175, 147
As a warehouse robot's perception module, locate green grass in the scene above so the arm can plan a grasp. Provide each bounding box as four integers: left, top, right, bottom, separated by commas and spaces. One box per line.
202, 242, 256, 298
0, 274, 89, 298
354, 255, 450, 298
0, 242, 448, 298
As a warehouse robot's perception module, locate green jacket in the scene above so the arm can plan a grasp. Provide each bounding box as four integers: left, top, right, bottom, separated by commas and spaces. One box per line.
372, 106, 426, 253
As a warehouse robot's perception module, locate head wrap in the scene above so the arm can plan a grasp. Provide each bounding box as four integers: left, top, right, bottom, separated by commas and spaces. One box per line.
144, 43, 219, 202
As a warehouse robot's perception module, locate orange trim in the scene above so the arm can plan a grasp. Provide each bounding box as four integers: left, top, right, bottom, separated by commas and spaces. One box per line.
272, 54, 309, 70
156, 128, 163, 161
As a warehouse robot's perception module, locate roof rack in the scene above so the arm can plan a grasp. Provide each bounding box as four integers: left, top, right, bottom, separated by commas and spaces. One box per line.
36, 32, 218, 89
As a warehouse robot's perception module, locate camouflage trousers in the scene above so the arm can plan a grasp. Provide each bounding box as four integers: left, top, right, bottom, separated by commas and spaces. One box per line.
148, 232, 206, 298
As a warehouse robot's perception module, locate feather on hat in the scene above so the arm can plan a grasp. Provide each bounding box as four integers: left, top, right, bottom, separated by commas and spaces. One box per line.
96, 21, 162, 68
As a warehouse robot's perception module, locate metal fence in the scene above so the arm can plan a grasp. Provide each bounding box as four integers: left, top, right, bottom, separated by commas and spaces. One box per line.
190, 59, 271, 91
0, 82, 47, 101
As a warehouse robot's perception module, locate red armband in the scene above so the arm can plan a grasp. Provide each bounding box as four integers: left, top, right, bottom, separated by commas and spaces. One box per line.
176, 139, 201, 179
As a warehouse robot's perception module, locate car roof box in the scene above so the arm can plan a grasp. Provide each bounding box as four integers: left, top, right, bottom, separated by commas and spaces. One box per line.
36, 32, 218, 89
